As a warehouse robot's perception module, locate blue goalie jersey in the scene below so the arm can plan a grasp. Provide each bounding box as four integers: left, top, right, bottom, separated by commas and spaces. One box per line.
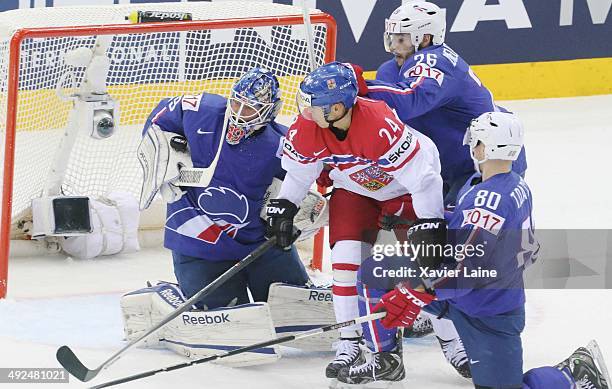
144, 93, 287, 261
434, 172, 539, 317
368, 45, 527, 185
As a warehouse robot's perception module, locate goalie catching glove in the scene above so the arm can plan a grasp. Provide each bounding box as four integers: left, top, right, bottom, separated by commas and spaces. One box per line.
137, 124, 192, 210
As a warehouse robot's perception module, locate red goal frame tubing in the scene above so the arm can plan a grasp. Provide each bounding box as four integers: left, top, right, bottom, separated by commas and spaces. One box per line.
0, 14, 336, 298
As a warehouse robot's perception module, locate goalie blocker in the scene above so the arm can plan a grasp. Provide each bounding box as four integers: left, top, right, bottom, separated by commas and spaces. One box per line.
121, 281, 336, 366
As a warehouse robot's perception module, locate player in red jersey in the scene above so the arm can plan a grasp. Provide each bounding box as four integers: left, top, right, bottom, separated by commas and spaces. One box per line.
265, 62, 447, 380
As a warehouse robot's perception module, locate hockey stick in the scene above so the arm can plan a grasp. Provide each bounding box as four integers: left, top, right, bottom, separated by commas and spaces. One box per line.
89, 312, 386, 389
56, 237, 277, 382
169, 109, 228, 188
301, 0, 318, 72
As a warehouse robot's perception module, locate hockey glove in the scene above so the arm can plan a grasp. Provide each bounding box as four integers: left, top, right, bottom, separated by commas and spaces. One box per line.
407, 218, 447, 269
265, 199, 300, 249
316, 168, 333, 188
378, 194, 417, 230
344, 63, 369, 96
373, 285, 435, 329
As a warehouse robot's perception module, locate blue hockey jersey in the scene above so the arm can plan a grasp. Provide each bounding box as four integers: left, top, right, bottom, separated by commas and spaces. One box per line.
144, 93, 287, 261
367, 45, 527, 184
433, 171, 539, 316
376, 58, 403, 83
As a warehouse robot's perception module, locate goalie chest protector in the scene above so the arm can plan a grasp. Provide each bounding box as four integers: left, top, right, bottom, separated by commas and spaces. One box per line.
147, 93, 288, 261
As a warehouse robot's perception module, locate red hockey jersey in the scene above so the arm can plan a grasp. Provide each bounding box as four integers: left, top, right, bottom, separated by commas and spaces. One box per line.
278, 97, 444, 218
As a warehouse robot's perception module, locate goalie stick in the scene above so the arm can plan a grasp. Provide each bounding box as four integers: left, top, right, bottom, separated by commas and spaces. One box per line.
56, 237, 277, 382
89, 312, 386, 389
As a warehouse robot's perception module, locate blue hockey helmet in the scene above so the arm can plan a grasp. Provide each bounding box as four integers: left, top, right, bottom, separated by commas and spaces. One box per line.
226, 68, 282, 145
297, 62, 358, 122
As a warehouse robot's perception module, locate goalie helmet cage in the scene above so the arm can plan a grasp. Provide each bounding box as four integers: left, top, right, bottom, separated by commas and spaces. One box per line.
0, 2, 336, 298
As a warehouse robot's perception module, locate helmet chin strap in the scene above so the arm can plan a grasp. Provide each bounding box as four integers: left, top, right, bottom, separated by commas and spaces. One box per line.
470, 148, 488, 174
324, 105, 350, 141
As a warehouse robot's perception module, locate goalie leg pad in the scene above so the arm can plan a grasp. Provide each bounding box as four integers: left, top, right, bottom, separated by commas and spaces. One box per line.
163, 303, 280, 367
121, 282, 280, 366
121, 281, 186, 348
267, 282, 337, 351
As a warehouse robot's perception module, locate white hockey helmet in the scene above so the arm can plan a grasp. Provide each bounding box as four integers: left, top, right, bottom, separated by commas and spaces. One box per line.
384, 1, 446, 52
464, 112, 524, 167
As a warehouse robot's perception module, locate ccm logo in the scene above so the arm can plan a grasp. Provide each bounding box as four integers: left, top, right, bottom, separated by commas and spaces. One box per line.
388, 133, 413, 163
266, 206, 286, 215
411, 222, 439, 231
398, 287, 427, 307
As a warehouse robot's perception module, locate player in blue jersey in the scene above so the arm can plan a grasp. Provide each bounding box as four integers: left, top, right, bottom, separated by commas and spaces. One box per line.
351, 0, 530, 361
356, 1, 527, 206
139, 68, 309, 309
345, 112, 611, 388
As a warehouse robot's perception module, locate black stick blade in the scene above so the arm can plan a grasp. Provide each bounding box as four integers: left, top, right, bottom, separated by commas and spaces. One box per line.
56, 345, 99, 382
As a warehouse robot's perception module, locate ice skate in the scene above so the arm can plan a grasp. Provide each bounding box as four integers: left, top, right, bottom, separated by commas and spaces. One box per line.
557, 340, 610, 389
402, 315, 433, 338
336, 345, 405, 387
326, 337, 367, 378
437, 336, 471, 379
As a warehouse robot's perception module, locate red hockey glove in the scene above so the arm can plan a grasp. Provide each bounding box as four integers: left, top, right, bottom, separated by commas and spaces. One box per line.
378, 194, 417, 230
373, 286, 435, 329
316, 168, 333, 188
344, 63, 368, 96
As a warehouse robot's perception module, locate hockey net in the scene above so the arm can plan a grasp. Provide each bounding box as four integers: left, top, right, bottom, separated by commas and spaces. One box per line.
0, 2, 336, 297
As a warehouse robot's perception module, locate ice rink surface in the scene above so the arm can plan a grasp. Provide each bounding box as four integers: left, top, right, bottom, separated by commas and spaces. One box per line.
1, 94, 612, 388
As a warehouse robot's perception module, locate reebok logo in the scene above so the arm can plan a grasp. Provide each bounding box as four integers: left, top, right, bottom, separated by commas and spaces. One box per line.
182, 313, 230, 325
158, 288, 184, 309
309, 290, 332, 302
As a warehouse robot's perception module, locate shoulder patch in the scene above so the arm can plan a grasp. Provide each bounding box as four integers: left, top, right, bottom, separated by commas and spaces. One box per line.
181, 94, 203, 112
404, 63, 445, 86
461, 207, 506, 235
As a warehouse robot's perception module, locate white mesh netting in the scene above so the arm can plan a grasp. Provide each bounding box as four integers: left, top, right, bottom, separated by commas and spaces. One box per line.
0, 2, 332, 238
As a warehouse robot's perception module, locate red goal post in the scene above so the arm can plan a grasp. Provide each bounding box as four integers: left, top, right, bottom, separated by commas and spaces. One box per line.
0, 5, 336, 298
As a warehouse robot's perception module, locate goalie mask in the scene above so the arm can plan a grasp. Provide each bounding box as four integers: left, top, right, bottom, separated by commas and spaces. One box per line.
463, 112, 524, 173
226, 68, 282, 145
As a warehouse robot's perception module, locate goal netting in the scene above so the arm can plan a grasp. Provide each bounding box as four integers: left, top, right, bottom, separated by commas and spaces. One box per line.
0, 1, 335, 296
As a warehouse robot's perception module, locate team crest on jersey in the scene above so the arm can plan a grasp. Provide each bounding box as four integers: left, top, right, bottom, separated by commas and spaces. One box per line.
327, 79, 337, 90
166, 187, 250, 244
349, 165, 394, 191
